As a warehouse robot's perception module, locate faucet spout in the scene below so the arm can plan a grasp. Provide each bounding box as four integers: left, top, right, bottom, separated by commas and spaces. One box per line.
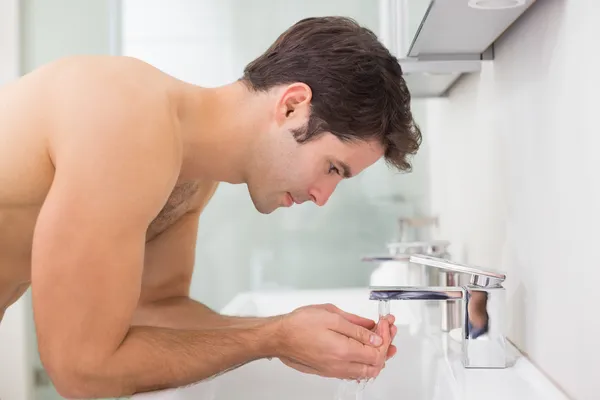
369, 286, 464, 301
369, 255, 509, 369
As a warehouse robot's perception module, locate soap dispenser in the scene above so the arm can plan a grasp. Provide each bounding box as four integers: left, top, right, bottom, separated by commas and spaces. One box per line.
364, 240, 451, 287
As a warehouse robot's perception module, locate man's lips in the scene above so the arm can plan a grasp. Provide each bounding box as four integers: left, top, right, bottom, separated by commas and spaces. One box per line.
285, 193, 306, 206
284, 192, 293, 207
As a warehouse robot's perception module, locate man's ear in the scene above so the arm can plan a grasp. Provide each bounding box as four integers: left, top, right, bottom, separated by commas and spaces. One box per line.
274, 83, 312, 126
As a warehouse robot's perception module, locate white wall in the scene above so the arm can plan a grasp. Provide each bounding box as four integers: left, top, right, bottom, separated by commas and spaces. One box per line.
0, 2, 33, 399
426, 1, 598, 399
20, 0, 118, 72
123, 0, 431, 311
0, 304, 30, 400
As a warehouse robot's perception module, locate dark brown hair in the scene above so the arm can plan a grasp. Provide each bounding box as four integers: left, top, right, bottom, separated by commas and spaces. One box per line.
242, 16, 422, 171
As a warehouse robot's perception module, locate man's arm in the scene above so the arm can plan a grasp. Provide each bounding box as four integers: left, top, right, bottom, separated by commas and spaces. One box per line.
132, 205, 378, 331
132, 197, 258, 330
135, 296, 259, 329
32, 82, 279, 398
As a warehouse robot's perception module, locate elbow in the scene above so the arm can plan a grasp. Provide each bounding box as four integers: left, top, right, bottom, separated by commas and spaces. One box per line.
49, 370, 95, 400
45, 364, 93, 399
42, 350, 130, 399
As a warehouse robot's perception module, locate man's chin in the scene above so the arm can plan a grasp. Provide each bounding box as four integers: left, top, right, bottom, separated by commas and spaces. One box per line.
248, 190, 283, 214
253, 200, 278, 215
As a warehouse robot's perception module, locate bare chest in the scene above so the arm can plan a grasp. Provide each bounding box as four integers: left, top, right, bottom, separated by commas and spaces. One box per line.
146, 181, 209, 241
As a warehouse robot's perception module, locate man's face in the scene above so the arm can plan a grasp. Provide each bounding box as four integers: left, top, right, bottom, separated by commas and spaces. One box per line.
245, 83, 384, 214
247, 122, 384, 214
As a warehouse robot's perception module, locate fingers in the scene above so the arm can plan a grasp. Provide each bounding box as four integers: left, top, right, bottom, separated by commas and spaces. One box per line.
375, 317, 391, 344
374, 318, 394, 363
346, 362, 382, 380
385, 314, 396, 325
280, 357, 321, 376
345, 319, 394, 367
387, 345, 397, 360
337, 309, 377, 330
313, 303, 397, 332
283, 352, 384, 381
330, 314, 383, 347
320, 303, 377, 330
386, 323, 397, 361
345, 336, 381, 365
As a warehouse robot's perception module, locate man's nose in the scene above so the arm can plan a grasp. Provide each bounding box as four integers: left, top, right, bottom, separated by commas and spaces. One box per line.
309, 183, 337, 207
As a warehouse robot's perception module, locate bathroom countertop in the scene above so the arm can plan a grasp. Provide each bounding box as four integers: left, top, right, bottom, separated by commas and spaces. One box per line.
133, 288, 569, 400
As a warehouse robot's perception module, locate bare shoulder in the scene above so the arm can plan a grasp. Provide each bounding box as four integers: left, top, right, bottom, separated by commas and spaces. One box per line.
0, 56, 185, 209
39, 55, 175, 89
41, 55, 180, 125
38, 56, 185, 219
37, 56, 183, 166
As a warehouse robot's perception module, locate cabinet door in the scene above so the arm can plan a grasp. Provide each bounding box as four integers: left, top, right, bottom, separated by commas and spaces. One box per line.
378, 0, 433, 58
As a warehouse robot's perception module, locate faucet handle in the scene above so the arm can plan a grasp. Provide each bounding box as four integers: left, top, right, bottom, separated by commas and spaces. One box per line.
409, 254, 506, 288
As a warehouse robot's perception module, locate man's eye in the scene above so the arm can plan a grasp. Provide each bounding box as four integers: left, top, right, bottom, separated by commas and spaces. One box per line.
328, 163, 340, 175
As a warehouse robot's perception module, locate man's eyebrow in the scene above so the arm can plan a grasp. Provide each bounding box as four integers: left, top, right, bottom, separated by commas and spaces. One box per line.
339, 161, 353, 178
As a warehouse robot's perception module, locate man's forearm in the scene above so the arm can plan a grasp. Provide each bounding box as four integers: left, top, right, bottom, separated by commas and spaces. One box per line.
132, 296, 260, 330
63, 317, 281, 398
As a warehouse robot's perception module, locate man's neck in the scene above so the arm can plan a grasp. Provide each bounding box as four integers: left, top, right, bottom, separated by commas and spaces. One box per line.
176, 81, 271, 184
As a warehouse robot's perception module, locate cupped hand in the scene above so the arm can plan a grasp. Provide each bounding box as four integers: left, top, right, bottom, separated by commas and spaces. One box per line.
275, 303, 397, 380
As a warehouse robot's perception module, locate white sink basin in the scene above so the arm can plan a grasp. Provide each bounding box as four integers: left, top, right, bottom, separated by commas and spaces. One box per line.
134, 288, 568, 400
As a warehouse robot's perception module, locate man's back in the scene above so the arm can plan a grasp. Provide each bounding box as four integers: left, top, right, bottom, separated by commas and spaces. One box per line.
0, 55, 187, 318
0, 59, 51, 313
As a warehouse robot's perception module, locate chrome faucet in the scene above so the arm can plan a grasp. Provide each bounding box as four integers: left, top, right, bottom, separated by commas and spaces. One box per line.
362, 240, 460, 331
369, 254, 508, 369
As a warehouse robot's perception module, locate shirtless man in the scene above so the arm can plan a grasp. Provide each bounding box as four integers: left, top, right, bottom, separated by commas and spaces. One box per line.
0, 17, 421, 398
